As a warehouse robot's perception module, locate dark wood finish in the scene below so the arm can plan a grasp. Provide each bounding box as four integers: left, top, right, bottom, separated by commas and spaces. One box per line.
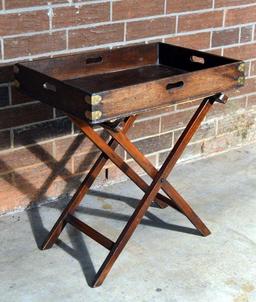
8, 42, 243, 124
92, 95, 215, 287
21, 43, 158, 80
42, 94, 223, 288
0, 42, 245, 287
103, 123, 210, 237
41, 116, 136, 250
14, 64, 91, 122
41, 115, 171, 251
70, 115, 176, 208
67, 215, 114, 250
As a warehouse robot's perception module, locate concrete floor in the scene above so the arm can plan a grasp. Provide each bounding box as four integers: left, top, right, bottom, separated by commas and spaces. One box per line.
0, 145, 256, 302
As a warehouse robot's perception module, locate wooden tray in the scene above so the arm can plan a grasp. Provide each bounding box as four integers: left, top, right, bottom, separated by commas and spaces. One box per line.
11, 43, 245, 124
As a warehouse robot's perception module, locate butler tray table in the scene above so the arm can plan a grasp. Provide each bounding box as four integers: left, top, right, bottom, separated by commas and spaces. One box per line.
0, 43, 245, 287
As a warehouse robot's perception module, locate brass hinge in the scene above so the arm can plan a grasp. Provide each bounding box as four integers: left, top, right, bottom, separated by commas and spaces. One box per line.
85, 94, 102, 106
237, 76, 245, 86
238, 63, 245, 73
85, 110, 102, 121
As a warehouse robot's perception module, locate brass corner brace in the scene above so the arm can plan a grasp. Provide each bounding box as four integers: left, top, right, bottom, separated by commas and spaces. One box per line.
85, 94, 102, 106
85, 110, 102, 121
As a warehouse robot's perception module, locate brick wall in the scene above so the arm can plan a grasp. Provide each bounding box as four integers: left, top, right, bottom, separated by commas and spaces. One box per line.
0, 0, 256, 214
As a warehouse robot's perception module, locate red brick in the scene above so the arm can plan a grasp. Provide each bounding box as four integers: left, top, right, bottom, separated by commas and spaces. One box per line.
127, 118, 160, 140
53, 171, 94, 193
126, 16, 176, 40
161, 109, 195, 132
13, 118, 72, 147
202, 129, 256, 155
225, 5, 256, 26
212, 28, 239, 47
240, 25, 253, 43
217, 111, 256, 136
0, 10, 49, 36
73, 151, 100, 173
215, 0, 256, 7
53, 3, 110, 29
0, 103, 53, 130
13, 161, 73, 200
250, 60, 256, 76
5, 0, 65, 9
174, 121, 216, 144
0, 162, 63, 212
167, 0, 212, 13
0, 173, 30, 213
159, 141, 203, 164
69, 23, 124, 49
113, 0, 165, 20
107, 154, 157, 181
224, 43, 256, 60
0, 143, 53, 174
206, 96, 246, 120
228, 78, 256, 98
55, 134, 98, 160
129, 132, 173, 157
4, 31, 66, 59
178, 11, 223, 32
207, 49, 223, 55
166, 32, 211, 49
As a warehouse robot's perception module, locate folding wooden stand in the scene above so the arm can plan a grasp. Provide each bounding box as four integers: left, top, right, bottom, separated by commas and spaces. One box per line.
41, 93, 227, 287
0, 42, 243, 287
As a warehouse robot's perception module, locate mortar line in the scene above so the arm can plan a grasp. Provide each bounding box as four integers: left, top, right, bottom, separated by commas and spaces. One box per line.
110, 0, 113, 21
1, 1, 256, 16
238, 26, 242, 43
164, 0, 167, 14
2, 19, 256, 40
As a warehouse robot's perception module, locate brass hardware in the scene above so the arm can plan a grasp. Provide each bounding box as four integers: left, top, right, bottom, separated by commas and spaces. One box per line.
238, 63, 245, 73
13, 65, 19, 74
85, 110, 102, 121
237, 76, 245, 86
215, 93, 228, 104
85, 94, 102, 106
12, 80, 20, 88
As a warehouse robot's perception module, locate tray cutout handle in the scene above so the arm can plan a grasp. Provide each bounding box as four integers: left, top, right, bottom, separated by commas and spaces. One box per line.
86, 56, 103, 65
190, 55, 205, 64
43, 82, 56, 92
166, 81, 184, 92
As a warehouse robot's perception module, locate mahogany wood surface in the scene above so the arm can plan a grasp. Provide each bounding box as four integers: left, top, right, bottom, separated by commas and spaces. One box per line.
0, 42, 245, 287
0, 42, 243, 124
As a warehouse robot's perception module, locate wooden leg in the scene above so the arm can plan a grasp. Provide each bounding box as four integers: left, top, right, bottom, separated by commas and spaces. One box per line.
42, 94, 221, 287
41, 116, 136, 250
103, 107, 211, 236
70, 117, 177, 210
92, 96, 215, 286
42, 115, 171, 250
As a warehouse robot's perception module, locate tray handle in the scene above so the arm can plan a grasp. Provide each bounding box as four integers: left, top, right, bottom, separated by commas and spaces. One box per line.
85, 56, 103, 65
166, 81, 184, 92
190, 55, 205, 64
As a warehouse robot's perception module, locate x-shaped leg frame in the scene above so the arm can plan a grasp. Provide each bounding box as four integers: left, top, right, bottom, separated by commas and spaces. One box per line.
41, 93, 227, 287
